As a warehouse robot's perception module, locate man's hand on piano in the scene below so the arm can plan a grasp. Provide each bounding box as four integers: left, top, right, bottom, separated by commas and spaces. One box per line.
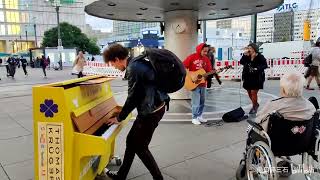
106, 117, 119, 125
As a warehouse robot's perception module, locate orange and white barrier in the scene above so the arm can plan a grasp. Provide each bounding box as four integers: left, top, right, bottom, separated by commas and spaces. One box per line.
83, 61, 125, 78
214, 58, 308, 80
83, 59, 308, 80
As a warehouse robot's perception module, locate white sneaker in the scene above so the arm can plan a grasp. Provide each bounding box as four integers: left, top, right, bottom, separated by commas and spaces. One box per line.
197, 116, 207, 123
192, 118, 201, 125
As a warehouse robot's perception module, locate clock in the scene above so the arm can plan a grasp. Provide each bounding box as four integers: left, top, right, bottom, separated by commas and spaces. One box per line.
172, 19, 187, 34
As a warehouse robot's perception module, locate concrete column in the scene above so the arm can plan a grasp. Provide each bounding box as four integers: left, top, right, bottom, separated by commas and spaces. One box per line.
250, 14, 257, 43
164, 10, 198, 99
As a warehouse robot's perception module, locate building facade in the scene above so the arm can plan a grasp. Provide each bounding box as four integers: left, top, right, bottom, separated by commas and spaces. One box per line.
111, 21, 159, 41
273, 11, 294, 42
207, 16, 251, 39
257, 8, 320, 43
85, 24, 111, 41
256, 14, 274, 43
0, 0, 85, 53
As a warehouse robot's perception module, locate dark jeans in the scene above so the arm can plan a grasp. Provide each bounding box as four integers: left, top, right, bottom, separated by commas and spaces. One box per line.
22, 65, 27, 75
42, 66, 46, 76
117, 106, 165, 180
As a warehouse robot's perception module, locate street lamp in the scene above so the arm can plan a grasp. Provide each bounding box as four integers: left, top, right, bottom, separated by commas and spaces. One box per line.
33, 17, 37, 47
46, 0, 63, 70
24, 24, 28, 50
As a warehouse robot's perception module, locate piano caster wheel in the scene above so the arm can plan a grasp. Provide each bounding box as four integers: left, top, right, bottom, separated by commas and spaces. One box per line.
115, 157, 122, 166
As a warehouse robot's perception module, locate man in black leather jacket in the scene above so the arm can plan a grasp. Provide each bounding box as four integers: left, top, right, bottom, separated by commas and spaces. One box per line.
103, 44, 169, 180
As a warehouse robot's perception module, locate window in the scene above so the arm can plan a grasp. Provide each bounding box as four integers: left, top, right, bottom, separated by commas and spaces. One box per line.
0, 25, 5, 35
7, 24, 20, 35
6, 11, 20, 23
0, 11, 4, 22
5, 0, 18, 9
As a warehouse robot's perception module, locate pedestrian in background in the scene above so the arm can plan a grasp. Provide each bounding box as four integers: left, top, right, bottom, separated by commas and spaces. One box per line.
305, 37, 320, 90
47, 56, 51, 70
40, 55, 47, 78
20, 56, 28, 76
72, 51, 86, 78
240, 43, 268, 114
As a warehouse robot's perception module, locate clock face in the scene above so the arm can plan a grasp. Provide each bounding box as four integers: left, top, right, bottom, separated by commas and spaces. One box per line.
172, 20, 186, 33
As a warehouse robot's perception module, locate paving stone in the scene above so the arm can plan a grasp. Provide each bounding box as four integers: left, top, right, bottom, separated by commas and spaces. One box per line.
0, 135, 33, 165
3, 160, 33, 180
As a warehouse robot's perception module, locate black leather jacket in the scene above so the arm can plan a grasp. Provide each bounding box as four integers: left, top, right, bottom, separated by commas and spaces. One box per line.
118, 58, 169, 121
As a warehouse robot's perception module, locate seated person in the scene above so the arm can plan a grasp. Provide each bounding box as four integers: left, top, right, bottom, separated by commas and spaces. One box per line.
256, 72, 316, 131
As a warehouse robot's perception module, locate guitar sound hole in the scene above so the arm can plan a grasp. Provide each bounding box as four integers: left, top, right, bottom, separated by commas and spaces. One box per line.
197, 75, 202, 79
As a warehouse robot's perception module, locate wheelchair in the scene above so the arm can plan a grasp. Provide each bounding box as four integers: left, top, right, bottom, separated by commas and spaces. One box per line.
236, 110, 320, 180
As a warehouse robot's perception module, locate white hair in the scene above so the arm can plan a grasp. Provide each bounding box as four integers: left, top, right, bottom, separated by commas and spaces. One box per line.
280, 71, 305, 97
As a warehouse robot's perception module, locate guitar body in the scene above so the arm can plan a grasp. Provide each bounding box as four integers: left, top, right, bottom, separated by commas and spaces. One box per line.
184, 69, 207, 91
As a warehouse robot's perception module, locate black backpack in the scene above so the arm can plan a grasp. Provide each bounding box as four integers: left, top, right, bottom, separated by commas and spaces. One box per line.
304, 54, 312, 67
141, 48, 186, 93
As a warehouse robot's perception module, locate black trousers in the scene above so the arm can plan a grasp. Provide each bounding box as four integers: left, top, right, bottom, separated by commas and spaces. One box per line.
117, 106, 165, 180
22, 65, 27, 75
42, 66, 46, 76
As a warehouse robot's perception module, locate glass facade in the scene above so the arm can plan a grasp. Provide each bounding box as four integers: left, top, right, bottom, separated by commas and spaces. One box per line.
0, 0, 85, 53
113, 21, 159, 40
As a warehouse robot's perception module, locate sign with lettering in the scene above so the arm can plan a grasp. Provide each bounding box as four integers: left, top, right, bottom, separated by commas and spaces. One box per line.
38, 122, 64, 180
276, 2, 298, 12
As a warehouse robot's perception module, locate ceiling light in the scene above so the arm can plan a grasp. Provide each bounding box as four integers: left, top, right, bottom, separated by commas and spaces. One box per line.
140, 7, 148, 10
108, 2, 116, 6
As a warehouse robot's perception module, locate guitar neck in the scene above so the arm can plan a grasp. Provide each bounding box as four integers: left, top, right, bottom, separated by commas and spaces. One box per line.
203, 70, 217, 77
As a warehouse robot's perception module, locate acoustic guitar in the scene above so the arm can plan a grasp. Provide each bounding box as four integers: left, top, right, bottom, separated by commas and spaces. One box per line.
184, 69, 220, 91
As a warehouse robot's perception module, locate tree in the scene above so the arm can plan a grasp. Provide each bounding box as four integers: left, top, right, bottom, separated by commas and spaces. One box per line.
41, 22, 101, 55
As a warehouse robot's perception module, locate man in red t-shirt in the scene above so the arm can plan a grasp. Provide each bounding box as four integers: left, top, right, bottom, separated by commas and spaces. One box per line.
183, 43, 213, 125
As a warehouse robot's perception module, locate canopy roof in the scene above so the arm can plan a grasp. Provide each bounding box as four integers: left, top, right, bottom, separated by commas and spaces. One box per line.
85, 0, 283, 22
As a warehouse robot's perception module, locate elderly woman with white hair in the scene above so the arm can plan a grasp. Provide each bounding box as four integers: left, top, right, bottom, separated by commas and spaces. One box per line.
255, 72, 316, 131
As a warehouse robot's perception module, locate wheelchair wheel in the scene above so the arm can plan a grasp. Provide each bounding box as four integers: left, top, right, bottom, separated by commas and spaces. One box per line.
303, 153, 320, 180
246, 141, 278, 180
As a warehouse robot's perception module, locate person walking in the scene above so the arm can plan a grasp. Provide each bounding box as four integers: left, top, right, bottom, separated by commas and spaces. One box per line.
40, 55, 47, 77
20, 56, 28, 76
47, 56, 51, 70
183, 43, 213, 125
72, 51, 86, 78
240, 43, 268, 114
305, 37, 320, 90
103, 44, 169, 180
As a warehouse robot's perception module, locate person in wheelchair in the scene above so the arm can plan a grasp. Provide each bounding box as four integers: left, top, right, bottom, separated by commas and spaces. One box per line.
236, 72, 320, 180
255, 72, 316, 131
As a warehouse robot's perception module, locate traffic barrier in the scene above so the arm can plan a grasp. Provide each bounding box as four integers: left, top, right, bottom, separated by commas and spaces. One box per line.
214, 59, 308, 80
82, 59, 308, 80
83, 62, 124, 78
33, 76, 131, 180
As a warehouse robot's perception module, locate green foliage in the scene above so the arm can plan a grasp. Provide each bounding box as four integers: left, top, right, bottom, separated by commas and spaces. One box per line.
41, 22, 101, 55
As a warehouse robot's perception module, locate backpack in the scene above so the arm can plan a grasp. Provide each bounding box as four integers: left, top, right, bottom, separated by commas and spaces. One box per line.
143, 48, 186, 93
304, 54, 312, 67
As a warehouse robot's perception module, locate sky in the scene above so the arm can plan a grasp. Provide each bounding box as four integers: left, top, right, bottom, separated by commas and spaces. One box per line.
85, 0, 320, 33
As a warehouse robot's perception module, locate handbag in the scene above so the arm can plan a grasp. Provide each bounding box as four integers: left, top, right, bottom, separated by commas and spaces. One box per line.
222, 107, 246, 122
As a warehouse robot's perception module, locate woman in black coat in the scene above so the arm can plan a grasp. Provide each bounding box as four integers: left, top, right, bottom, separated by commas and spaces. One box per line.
240, 43, 268, 114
